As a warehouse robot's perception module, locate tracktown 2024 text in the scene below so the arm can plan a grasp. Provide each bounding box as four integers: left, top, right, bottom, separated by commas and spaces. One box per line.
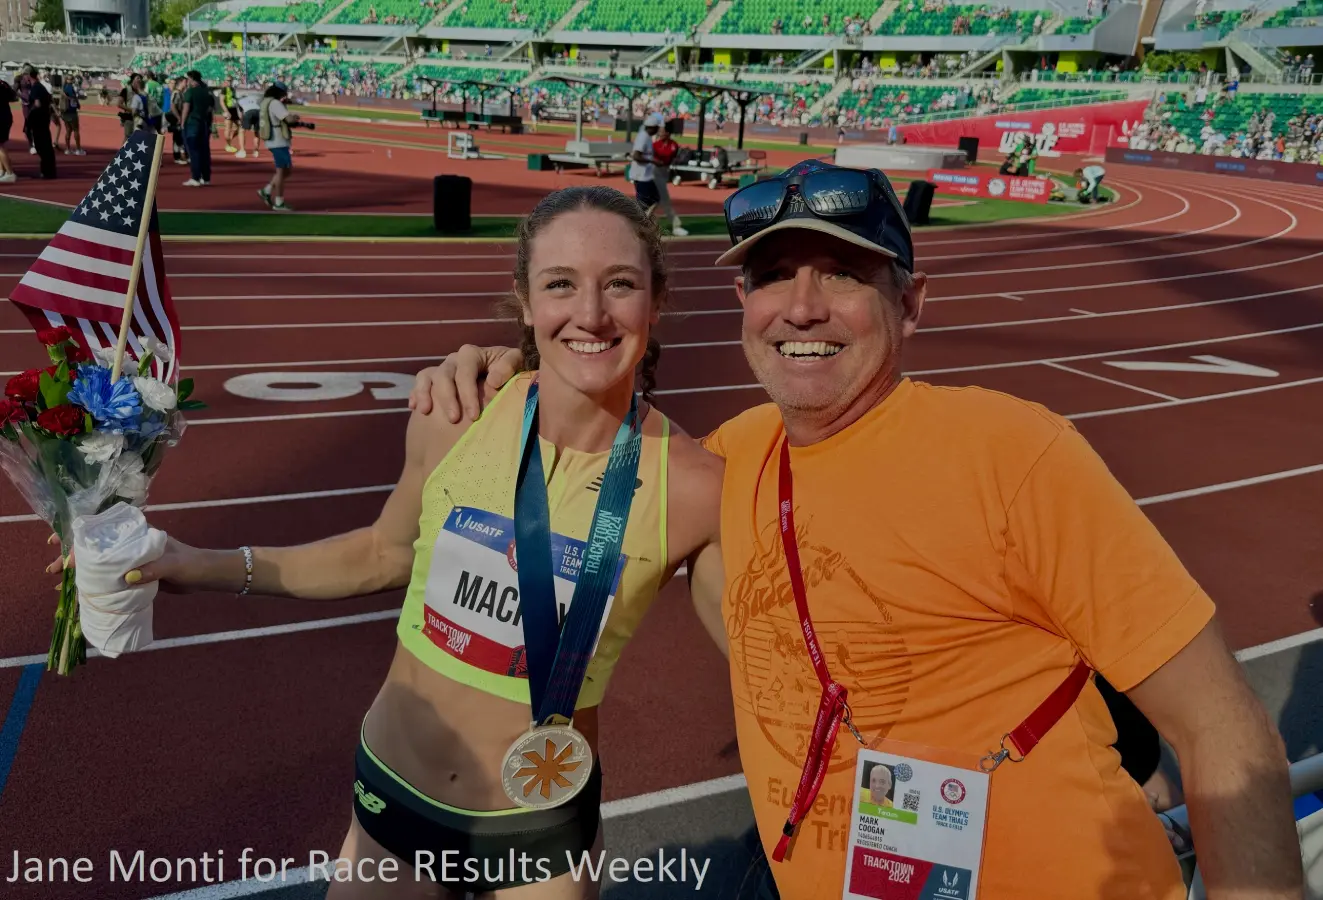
7, 848, 714, 890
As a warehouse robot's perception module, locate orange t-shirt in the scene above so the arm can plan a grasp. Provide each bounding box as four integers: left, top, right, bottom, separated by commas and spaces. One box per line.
703, 378, 1215, 900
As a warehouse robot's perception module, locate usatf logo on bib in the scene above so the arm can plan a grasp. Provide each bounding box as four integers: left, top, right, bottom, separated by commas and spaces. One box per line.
419, 507, 627, 678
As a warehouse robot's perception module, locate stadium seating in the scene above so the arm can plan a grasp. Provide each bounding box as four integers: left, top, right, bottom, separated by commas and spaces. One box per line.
445, 0, 575, 30
1262, 0, 1323, 28
1186, 9, 1245, 36
713, 0, 873, 35
291, 57, 404, 79
331, 0, 432, 24
572, 0, 708, 33
1005, 86, 1114, 105
1055, 16, 1099, 34
232, 1, 330, 24
412, 64, 525, 84
1157, 92, 1323, 144
878, 3, 1041, 36
128, 52, 193, 75
835, 84, 966, 119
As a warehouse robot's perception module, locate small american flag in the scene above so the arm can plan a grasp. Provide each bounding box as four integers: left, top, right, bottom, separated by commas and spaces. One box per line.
8, 130, 181, 383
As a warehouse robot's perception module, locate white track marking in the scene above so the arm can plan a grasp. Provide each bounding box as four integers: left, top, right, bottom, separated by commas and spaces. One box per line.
925, 185, 1261, 279
1067, 374, 1323, 420
1235, 627, 1323, 663
1134, 463, 1323, 507
1070, 308, 1096, 316
1000, 293, 1024, 301
0, 484, 393, 524
1042, 362, 1179, 401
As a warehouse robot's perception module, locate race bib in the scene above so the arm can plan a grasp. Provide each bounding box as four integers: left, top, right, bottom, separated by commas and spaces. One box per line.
843, 748, 990, 900
420, 506, 626, 678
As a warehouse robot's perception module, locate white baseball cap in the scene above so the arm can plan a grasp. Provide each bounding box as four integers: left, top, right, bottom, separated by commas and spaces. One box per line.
644, 112, 665, 127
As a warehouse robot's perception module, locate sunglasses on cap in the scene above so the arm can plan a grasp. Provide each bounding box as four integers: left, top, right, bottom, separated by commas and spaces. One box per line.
721, 163, 914, 272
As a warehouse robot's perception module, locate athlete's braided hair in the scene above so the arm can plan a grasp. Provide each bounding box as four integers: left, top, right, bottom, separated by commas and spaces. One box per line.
507, 186, 668, 406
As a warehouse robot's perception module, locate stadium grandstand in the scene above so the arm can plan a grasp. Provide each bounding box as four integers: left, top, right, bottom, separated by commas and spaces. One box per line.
4, 0, 1323, 187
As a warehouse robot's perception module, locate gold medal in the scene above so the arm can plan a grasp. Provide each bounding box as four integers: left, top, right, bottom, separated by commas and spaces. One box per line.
501, 723, 593, 809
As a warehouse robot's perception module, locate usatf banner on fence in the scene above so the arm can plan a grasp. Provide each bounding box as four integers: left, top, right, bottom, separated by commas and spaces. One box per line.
1104, 146, 1323, 186
926, 169, 1051, 204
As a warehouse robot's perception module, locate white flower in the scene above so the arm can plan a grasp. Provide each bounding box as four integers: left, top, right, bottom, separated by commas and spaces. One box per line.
142, 337, 173, 365
77, 431, 125, 464
112, 453, 149, 503
133, 376, 178, 413
93, 347, 119, 367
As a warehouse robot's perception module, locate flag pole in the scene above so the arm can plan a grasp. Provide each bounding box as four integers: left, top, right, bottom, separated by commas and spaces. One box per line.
111, 131, 166, 382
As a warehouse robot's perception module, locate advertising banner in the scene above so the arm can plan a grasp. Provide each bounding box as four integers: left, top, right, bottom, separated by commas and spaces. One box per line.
1105, 146, 1323, 186
926, 169, 1051, 203
898, 100, 1150, 157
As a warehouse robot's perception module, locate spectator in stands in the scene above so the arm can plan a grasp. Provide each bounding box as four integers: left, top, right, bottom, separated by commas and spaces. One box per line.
0, 74, 16, 183
178, 69, 214, 187
19, 67, 56, 179
629, 112, 663, 217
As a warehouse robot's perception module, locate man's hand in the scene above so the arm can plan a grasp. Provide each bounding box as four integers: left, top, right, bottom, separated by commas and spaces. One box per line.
408, 344, 523, 422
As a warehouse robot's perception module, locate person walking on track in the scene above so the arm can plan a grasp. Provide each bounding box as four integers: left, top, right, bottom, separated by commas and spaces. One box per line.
257, 82, 301, 210
649, 120, 689, 237
177, 69, 214, 187
81, 186, 724, 898
628, 112, 663, 214
409, 159, 1303, 900
18, 67, 56, 179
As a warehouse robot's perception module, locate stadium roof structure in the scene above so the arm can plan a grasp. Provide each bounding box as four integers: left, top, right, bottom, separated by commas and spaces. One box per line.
534, 73, 790, 152
656, 78, 791, 153
416, 74, 523, 116
533, 73, 660, 141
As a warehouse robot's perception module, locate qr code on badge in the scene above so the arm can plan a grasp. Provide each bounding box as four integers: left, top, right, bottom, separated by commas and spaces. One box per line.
902, 790, 921, 812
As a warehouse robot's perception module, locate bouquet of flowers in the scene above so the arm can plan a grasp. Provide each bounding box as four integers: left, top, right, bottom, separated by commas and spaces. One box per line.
0, 327, 202, 674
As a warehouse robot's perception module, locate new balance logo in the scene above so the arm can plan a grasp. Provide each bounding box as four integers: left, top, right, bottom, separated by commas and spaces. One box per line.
354, 780, 386, 814
586, 476, 643, 494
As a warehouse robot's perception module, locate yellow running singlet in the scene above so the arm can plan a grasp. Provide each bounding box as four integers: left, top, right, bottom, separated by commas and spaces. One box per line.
397, 373, 671, 709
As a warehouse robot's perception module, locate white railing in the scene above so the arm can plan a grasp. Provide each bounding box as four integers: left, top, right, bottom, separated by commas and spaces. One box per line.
4, 31, 188, 47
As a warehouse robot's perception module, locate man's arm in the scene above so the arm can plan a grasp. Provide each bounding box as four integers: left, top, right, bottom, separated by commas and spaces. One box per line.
687, 541, 727, 658
1127, 619, 1301, 897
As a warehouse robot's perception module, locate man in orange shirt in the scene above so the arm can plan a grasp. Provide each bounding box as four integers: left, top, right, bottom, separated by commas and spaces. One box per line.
409, 164, 1301, 899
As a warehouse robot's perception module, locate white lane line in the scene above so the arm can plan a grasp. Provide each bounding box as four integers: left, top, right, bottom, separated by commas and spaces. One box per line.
925, 186, 1270, 280
602, 772, 749, 819
1043, 362, 1179, 401
0, 609, 403, 669
1001, 293, 1024, 302
910, 321, 1323, 377
921, 183, 1218, 262
1068, 374, 1323, 421
1070, 308, 1096, 316
1235, 627, 1323, 663
0, 484, 394, 525
1134, 463, 1323, 507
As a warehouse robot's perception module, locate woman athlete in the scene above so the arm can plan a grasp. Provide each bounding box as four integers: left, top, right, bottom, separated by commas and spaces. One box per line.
109, 186, 726, 898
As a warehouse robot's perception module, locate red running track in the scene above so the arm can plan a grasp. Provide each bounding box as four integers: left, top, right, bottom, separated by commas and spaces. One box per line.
0, 108, 822, 216
1, 165, 1323, 898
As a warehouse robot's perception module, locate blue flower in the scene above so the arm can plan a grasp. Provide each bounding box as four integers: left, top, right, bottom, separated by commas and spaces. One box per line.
68, 365, 143, 432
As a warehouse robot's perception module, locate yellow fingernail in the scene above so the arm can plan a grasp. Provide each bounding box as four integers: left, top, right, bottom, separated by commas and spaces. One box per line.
124, 570, 142, 584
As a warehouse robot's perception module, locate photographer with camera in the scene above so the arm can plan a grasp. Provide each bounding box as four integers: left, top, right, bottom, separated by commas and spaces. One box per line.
256, 81, 312, 211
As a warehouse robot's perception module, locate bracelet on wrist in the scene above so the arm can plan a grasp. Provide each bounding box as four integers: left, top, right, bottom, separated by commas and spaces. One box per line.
238, 546, 254, 596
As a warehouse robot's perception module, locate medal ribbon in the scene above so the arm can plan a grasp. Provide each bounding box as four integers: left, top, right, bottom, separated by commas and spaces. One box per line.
772, 438, 1093, 863
513, 380, 643, 726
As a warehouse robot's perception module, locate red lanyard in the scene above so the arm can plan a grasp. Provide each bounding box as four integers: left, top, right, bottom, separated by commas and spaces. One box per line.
771, 438, 1093, 863
773, 440, 864, 863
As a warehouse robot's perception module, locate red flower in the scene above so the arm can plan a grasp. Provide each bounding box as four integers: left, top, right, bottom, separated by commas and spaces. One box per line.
65, 342, 92, 364
4, 369, 42, 403
0, 399, 25, 426
36, 326, 76, 347
35, 405, 85, 436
